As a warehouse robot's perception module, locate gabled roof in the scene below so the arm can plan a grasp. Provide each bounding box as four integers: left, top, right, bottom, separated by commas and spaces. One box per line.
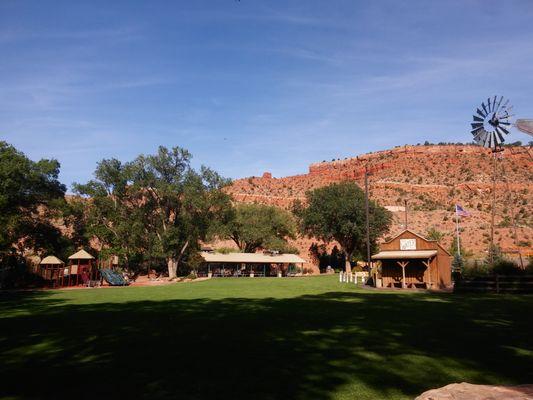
383, 229, 429, 244
201, 252, 305, 264
40, 255, 64, 265
68, 249, 95, 260
383, 229, 451, 256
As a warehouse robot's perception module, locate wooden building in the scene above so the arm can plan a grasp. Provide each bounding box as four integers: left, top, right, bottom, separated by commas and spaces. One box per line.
372, 230, 451, 289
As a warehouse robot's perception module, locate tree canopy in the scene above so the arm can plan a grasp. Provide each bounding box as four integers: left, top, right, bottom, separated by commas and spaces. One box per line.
294, 182, 392, 265
222, 203, 297, 253
73, 146, 232, 278
0, 141, 66, 264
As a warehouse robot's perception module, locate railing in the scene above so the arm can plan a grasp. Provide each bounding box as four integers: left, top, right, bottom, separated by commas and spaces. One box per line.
454, 275, 533, 294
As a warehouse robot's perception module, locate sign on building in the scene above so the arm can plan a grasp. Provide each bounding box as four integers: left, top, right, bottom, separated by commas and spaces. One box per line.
400, 238, 416, 250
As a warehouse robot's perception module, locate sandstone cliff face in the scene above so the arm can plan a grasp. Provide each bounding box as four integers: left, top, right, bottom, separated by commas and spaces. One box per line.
226, 145, 532, 269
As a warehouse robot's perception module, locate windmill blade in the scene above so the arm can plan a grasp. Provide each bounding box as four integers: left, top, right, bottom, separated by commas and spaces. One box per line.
516, 119, 533, 136
498, 125, 509, 135
495, 95, 503, 113
480, 131, 489, 146
473, 115, 484, 122
492, 95, 497, 112
491, 132, 500, 147
477, 108, 486, 118
482, 132, 491, 148
473, 128, 487, 142
498, 121, 511, 126
471, 126, 485, 136
472, 128, 485, 141
495, 127, 505, 144
471, 122, 483, 129
499, 105, 513, 118
482, 101, 488, 115
485, 133, 494, 149
487, 97, 492, 113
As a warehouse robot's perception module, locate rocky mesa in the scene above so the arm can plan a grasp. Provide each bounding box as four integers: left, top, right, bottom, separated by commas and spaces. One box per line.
225, 144, 532, 267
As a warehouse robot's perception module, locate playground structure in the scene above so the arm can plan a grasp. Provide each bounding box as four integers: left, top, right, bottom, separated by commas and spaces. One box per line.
38, 250, 128, 288
39, 256, 66, 288
67, 249, 96, 286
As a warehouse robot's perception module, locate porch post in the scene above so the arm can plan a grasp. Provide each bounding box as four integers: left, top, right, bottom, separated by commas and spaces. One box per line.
397, 261, 408, 288
422, 259, 431, 288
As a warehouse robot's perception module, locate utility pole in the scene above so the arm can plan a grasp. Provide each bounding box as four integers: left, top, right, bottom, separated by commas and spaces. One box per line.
455, 206, 461, 257
404, 199, 408, 229
364, 166, 371, 269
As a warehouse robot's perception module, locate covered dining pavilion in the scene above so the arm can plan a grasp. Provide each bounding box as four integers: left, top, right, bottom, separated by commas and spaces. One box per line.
199, 252, 306, 277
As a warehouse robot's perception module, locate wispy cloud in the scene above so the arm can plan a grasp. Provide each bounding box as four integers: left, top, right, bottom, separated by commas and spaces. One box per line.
0, 26, 142, 44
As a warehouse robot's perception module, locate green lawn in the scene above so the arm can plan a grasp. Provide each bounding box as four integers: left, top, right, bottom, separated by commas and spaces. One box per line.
1, 275, 532, 400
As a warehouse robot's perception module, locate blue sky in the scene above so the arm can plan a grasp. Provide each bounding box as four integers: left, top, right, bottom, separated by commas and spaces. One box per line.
1, 0, 533, 188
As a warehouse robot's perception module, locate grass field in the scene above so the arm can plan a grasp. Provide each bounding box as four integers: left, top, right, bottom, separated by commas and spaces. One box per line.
1, 275, 532, 400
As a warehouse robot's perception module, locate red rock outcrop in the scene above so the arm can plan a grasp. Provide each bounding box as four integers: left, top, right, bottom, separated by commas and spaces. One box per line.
415, 382, 533, 400
225, 145, 533, 269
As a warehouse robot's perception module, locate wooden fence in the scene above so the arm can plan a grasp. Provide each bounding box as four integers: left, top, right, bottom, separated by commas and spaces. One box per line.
454, 275, 533, 294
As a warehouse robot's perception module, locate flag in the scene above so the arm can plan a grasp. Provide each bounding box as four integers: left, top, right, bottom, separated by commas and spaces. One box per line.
455, 204, 470, 217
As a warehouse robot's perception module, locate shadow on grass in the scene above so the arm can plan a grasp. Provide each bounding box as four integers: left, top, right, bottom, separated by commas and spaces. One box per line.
0, 290, 532, 400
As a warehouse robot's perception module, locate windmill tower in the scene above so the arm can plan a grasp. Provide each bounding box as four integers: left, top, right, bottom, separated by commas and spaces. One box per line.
470, 96, 530, 266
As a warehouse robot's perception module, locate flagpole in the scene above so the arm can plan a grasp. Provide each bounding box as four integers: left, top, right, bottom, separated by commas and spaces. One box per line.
455, 205, 461, 257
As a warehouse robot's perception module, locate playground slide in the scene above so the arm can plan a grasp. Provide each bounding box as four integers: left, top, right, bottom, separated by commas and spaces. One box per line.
100, 269, 129, 286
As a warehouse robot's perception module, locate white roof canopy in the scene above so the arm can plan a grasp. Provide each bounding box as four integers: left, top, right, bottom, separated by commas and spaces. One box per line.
372, 250, 437, 260
201, 252, 305, 264
68, 249, 95, 260
40, 255, 64, 265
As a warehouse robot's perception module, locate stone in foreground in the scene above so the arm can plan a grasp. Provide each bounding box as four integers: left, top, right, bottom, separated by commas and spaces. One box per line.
415, 382, 533, 400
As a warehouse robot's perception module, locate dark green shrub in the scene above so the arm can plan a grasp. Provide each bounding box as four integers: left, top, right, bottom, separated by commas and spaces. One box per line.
491, 259, 523, 275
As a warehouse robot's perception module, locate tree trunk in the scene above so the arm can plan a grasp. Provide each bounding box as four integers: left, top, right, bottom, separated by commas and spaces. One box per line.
167, 240, 189, 280
344, 251, 352, 273
167, 258, 178, 280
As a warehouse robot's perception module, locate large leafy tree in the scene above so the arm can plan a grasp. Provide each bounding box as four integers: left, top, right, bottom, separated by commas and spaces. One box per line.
74, 146, 232, 278
73, 158, 147, 266
294, 182, 392, 270
0, 141, 66, 263
222, 203, 297, 253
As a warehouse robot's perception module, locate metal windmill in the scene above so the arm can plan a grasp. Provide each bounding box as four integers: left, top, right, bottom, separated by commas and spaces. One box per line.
471, 96, 513, 149
471, 96, 533, 146
470, 96, 529, 266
